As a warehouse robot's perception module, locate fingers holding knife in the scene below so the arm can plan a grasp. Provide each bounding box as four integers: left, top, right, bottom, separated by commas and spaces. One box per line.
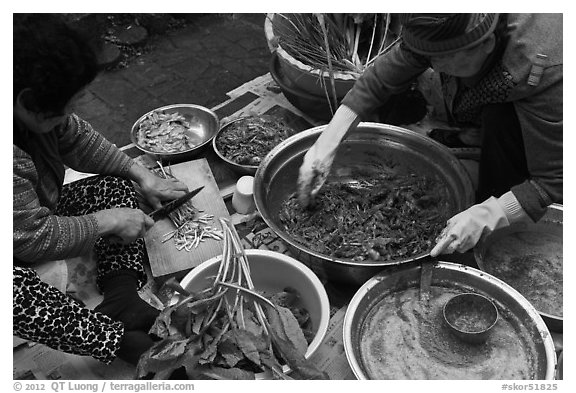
148, 185, 205, 220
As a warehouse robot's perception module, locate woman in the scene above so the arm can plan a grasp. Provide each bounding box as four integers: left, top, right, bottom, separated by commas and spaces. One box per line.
297, 13, 562, 257
13, 14, 188, 365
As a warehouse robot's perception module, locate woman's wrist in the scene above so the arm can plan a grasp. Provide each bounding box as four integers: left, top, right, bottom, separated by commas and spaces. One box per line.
127, 163, 155, 186
497, 191, 529, 224
321, 105, 361, 148
93, 210, 117, 237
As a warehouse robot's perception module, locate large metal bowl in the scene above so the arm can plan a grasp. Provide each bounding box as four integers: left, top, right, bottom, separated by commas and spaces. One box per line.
474, 204, 563, 332
131, 104, 219, 162
343, 262, 556, 380
253, 122, 475, 285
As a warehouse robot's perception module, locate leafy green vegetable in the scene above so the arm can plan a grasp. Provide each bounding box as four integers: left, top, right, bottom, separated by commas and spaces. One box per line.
136, 218, 328, 380
201, 366, 256, 380
266, 305, 308, 355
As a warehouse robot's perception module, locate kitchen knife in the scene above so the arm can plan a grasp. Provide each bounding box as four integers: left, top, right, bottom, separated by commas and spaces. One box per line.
148, 185, 204, 220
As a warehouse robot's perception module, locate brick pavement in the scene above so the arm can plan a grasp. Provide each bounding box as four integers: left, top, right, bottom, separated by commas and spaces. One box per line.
74, 14, 271, 148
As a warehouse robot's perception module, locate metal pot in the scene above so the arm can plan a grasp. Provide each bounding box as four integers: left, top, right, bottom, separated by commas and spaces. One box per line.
474, 204, 563, 332
253, 122, 475, 285
343, 262, 556, 379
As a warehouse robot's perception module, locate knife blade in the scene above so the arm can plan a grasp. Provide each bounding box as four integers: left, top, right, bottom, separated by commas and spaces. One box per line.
148, 186, 204, 220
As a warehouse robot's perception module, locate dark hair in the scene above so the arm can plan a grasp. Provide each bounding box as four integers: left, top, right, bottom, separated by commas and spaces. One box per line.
13, 14, 99, 114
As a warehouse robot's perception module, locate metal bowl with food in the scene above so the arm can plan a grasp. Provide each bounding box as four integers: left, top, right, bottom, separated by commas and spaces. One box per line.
213, 115, 298, 175
474, 204, 563, 332
253, 122, 475, 285
343, 262, 556, 380
131, 104, 219, 162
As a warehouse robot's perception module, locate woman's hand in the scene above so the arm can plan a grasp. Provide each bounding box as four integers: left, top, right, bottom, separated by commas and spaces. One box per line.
297, 105, 361, 208
127, 163, 189, 210
138, 174, 189, 210
430, 197, 510, 256
297, 142, 337, 208
94, 208, 155, 244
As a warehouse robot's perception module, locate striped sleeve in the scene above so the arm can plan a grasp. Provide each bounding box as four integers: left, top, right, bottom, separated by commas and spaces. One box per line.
57, 114, 135, 177
13, 149, 99, 263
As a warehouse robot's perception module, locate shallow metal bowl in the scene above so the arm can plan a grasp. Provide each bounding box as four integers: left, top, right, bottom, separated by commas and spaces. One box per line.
213, 117, 259, 175
253, 122, 475, 285
474, 204, 563, 332
343, 262, 556, 380
213, 116, 298, 176
131, 104, 219, 162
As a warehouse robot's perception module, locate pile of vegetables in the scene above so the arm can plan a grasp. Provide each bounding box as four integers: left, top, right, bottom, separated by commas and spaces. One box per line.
136, 218, 328, 380
215, 115, 296, 167
279, 166, 451, 262
154, 163, 224, 251
136, 110, 197, 153
162, 204, 224, 251
271, 13, 399, 75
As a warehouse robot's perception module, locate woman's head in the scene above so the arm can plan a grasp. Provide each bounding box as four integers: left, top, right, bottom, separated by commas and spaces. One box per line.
401, 14, 500, 77
13, 14, 99, 132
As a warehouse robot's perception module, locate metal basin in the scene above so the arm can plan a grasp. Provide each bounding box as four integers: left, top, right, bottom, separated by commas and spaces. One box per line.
213, 116, 297, 176
213, 117, 259, 176
253, 122, 475, 285
343, 262, 556, 380
131, 103, 219, 162
474, 204, 563, 332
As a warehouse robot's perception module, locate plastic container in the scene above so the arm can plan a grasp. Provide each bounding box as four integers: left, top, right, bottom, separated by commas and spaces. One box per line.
232, 175, 256, 214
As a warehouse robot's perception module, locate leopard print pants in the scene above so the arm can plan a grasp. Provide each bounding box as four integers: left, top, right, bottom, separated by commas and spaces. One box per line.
13, 176, 149, 364
55, 175, 147, 289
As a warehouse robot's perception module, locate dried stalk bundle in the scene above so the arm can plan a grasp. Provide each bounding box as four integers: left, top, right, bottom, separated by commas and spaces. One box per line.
279, 166, 451, 262
136, 218, 327, 380
271, 13, 399, 75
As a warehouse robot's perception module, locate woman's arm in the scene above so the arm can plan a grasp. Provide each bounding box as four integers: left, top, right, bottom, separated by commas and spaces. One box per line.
511, 75, 563, 222
13, 153, 99, 262
57, 114, 189, 209
341, 42, 431, 118
57, 114, 134, 177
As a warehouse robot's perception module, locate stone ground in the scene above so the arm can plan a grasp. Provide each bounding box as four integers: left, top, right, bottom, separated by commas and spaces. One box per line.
74, 13, 271, 148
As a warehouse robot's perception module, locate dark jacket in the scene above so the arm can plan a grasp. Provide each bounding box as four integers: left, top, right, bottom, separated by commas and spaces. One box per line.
342, 13, 563, 221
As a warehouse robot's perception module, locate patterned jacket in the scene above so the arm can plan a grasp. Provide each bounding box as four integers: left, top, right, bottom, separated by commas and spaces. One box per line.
342, 13, 562, 222
13, 114, 135, 263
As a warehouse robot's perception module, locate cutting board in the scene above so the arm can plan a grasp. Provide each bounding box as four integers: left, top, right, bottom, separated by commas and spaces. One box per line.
145, 158, 230, 279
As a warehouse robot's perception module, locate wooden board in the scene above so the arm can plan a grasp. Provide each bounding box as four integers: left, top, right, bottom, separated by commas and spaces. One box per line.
145, 158, 230, 279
